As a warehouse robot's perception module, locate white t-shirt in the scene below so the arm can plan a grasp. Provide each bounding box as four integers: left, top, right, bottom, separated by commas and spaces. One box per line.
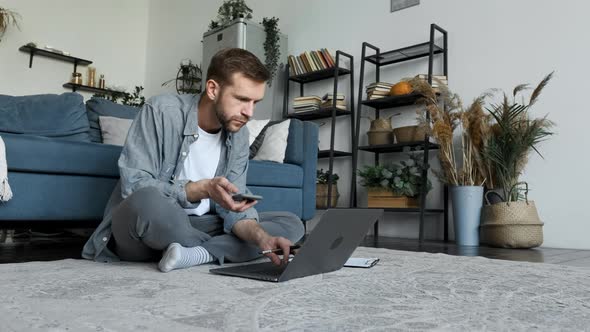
177, 126, 222, 216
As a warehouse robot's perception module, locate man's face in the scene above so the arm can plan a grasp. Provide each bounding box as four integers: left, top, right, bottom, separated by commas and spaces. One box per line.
213, 73, 266, 133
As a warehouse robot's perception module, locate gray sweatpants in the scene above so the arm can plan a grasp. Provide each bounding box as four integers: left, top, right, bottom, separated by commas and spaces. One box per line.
110, 187, 305, 264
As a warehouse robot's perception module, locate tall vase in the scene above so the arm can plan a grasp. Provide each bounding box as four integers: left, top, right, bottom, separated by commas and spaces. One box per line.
450, 185, 484, 246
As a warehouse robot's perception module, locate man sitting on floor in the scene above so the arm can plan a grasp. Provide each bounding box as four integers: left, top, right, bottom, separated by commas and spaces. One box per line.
82, 48, 304, 272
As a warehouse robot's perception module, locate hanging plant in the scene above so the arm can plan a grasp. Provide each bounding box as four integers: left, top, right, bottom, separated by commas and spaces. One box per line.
0, 6, 21, 43
261, 16, 280, 87
208, 0, 253, 31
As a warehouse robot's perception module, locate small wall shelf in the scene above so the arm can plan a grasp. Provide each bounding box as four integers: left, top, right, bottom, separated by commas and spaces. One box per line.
19, 45, 92, 72
62, 83, 121, 95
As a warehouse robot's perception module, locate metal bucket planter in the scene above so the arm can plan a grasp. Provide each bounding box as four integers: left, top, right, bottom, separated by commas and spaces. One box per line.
450, 185, 484, 246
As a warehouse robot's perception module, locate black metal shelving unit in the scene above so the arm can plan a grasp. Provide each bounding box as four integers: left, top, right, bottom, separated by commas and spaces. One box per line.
19, 45, 120, 96
354, 23, 449, 243
283, 51, 356, 208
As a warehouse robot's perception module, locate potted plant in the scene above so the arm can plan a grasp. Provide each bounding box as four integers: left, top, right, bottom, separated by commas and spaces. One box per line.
0, 6, 21, 43
410, 76, 492, 246
482, 72, 555, 202
358, 154, 432, 208
207, 1, 281, 86
208, 0, 253, 31
316, 168, 339, 208
478, 73, 555, 248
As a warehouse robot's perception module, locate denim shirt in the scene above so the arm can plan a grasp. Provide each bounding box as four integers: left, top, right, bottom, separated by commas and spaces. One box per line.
82, 93, 258, 262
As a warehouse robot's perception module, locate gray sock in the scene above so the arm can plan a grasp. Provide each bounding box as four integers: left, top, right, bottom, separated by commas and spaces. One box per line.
158, 243, 214, 273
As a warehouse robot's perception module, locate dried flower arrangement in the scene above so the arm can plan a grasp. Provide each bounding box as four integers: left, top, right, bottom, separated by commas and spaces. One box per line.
409, 76, 493, 186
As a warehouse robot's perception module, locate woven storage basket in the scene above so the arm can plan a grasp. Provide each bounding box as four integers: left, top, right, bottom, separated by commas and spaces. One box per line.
393, 125, 427, 143
480, 183, 543, 248
316, 183, 339, 208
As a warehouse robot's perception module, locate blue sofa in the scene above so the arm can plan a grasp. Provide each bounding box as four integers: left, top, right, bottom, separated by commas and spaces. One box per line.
0, 93, 318, 227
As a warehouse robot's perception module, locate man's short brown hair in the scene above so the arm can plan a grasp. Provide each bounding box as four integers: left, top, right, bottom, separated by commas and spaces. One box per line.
206, 48, 270, 86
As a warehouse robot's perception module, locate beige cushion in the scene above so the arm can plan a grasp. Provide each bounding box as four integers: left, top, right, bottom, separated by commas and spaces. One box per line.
98, 116, 133, 146
253, 119, 290, 163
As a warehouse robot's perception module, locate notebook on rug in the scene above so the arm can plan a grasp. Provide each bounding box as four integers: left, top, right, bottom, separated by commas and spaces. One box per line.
209, 208, 384, 282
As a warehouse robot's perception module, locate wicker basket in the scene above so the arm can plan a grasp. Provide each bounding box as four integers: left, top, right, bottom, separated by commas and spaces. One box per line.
367, 130, 393, 145
480, 183, 543, 248
393, 125, 427, 143
480, 223, 543, 248
316, 183, 339, 208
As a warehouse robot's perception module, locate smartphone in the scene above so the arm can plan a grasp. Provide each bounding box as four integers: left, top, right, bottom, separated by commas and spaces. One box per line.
232, 193, 263, 202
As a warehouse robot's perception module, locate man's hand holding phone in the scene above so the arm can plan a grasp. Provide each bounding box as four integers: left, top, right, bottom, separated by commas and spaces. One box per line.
205, 177, 258, 212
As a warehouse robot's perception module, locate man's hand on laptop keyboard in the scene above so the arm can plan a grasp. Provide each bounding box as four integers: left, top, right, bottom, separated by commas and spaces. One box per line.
258, 236, 293, 266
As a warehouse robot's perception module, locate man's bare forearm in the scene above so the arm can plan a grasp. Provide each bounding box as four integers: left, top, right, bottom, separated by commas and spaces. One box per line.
232, 219, 269, 246
185, 179, 210, 203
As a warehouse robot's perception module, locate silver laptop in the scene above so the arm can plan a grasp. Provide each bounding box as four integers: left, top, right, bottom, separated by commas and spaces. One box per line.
209, 208, 384, 282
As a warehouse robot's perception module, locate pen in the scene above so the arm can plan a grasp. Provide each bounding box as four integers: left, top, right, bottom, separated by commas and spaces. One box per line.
259, 244, 301, 255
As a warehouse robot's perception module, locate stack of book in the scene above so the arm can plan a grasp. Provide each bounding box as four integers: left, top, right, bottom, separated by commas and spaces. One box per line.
415, 74, 448, 91
288, 49, 336, 76
293, 95, 322, 113
320, 93, 347, 110
366, 82, 393, 100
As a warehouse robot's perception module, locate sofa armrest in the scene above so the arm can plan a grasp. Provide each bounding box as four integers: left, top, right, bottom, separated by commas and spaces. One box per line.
284, 119, 318, 221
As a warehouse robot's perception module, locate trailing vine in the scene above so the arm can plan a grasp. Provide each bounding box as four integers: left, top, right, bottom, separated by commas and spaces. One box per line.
261, 17, 280, 87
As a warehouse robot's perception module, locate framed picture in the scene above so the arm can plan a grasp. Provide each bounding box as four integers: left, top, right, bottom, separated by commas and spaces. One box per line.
391, 0, 420, 13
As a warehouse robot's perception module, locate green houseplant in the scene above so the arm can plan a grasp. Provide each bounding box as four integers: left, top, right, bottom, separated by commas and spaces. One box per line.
482, 72, 555, 202
208, 0, 253, 31
357, 154, 432, 208
0, 6, 21, 42
316, 168, 339, 208
207, 1, 281, 87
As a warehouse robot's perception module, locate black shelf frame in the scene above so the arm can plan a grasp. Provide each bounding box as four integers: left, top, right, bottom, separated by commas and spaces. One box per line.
358, 141, 439, 154
354, 23, 449, 243
19, 45, 92, 72
283, 51, 356, 208
286, 108, 350, 121
63, 83, 122, 95
318, 150, 353, 159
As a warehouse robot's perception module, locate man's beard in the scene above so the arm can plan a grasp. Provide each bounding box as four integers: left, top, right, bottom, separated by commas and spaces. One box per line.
213, 101, 248, 133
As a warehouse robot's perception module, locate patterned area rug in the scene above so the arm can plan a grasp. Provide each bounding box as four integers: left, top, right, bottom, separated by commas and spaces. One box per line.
1, 247, 590, 331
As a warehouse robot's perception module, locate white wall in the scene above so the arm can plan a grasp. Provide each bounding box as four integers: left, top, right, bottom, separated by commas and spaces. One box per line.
0, 0, 149, 98
278, 0, 590, 249
143, 0, 284, 98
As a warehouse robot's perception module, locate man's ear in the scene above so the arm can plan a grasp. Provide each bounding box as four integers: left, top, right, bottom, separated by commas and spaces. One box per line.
205, 79, 220, 101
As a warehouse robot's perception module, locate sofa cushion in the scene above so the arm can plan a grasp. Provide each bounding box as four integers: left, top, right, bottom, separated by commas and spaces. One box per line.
283, 118, 304, 166
247, 160, 302, 188
2, 133, 121, 178
0, 93, 91, 142
99, 116, 133, 146
253, 119, 291, 163
86, 97, 139, 143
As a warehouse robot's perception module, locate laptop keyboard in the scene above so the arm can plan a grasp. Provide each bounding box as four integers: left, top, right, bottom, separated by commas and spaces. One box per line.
223, 262, 287, 277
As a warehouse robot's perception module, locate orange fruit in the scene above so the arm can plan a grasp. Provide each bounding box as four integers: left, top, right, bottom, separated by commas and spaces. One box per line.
389, 81, 413, 96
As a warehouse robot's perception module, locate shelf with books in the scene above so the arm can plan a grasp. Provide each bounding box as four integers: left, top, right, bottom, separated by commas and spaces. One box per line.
283, 50, 356, 209
289, 68, 351, 84
353, 23, 449, 243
